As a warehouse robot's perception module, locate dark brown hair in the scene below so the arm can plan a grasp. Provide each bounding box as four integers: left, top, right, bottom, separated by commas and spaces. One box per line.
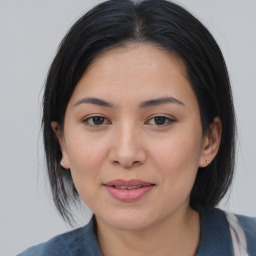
42, 0, 236, 224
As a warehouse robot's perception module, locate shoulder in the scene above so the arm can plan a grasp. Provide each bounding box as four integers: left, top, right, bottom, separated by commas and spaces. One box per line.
236, 213, 256, 254
224, 210, 256, 255
236, 213, 256, 235
195, 206, 234, 255
17, 216, 102, 256
17, 226, 87, 256
195, 206, 256, 255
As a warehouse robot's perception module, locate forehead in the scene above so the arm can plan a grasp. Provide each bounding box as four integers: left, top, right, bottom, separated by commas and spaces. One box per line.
86, 43, 187, 82
69, 43, 196, 108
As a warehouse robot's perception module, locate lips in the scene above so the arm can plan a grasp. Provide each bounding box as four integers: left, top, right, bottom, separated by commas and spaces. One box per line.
104, 179, 155, 202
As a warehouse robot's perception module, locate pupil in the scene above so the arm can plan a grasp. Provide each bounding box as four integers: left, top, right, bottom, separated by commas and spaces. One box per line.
155, 117, 166, 125
93, 117, 104, 125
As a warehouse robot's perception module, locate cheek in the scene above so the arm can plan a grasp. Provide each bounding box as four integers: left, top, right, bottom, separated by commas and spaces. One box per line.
154, 135, 201, 168
66, 129, 108, 168
64, 133, 109, 191
149, 134, 202, 210
150, 129, 203, 187
65, 140, 107, 207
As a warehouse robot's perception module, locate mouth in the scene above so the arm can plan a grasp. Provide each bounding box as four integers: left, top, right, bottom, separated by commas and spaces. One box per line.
103, 179, 155, 202
111, 185, 146, 190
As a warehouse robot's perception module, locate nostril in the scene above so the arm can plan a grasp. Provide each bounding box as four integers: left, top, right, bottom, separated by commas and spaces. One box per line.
112, 160, 141, 168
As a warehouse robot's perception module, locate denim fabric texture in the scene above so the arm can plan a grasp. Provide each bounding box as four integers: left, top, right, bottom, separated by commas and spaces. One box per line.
18, 207, 256, 256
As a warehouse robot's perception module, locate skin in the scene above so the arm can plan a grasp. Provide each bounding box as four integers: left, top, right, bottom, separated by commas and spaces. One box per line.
52, 43, 222, 256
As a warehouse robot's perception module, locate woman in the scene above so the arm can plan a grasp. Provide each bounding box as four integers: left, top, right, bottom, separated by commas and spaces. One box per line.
19, 0, 256, 255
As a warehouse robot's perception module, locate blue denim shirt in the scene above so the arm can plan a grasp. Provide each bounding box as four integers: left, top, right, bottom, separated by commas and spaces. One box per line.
18, 207, 256, 256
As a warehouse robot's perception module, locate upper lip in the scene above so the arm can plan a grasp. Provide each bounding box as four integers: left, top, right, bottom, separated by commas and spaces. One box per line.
104, 179, 154, 187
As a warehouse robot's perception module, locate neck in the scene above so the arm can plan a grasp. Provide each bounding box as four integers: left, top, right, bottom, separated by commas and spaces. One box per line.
96, 205, 200, 256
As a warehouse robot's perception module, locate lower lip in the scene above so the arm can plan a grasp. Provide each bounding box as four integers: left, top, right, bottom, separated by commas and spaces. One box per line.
105, 185, 154, 202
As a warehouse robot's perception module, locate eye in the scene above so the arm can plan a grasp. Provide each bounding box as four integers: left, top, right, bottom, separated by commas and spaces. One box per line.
82, 116, 110, 126
146, 116, 175, 126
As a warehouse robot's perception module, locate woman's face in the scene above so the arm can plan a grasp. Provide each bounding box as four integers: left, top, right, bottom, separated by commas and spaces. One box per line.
58, 43, 213, 231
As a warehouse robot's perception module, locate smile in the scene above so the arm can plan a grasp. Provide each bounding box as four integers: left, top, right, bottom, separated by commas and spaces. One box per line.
113, 185, 143, 190
104, 179, 155, 202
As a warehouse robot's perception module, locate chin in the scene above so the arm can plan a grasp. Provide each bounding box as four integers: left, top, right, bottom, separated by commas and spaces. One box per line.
97, 210, 160, 232
111, 220, 152, 232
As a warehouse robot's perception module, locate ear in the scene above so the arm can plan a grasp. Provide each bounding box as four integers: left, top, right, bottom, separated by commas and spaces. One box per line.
51, 121, 70, 169
199, 117, 222, 167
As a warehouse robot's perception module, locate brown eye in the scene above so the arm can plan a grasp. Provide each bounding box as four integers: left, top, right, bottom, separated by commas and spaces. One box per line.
147, 116, 175, 126
154, 117, 167, 125
83, 116, 109, 126
92, 117, 105, 125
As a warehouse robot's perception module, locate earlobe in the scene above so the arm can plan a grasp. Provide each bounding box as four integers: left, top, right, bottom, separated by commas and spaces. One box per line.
199, 117, 222, 167
51, 121, 70, 169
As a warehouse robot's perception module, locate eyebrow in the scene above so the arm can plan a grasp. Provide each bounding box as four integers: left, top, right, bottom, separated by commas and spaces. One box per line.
139, 97, 184, 108
74, 96, 184, 108
74, 97, 114, 107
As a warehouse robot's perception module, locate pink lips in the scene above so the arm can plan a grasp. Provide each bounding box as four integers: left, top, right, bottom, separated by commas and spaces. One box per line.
104, 179, 155, 202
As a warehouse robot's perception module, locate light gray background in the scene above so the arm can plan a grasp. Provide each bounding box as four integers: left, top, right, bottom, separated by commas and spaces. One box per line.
0, 0, 255, 255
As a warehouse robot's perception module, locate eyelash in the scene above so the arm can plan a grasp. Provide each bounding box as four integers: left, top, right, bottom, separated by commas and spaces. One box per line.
82, 116, 110, 126
82, 115, 175, 127
146, 116, 175, 126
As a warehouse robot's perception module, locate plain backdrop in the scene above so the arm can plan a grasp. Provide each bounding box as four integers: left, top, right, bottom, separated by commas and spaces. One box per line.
0, 0, 255, 255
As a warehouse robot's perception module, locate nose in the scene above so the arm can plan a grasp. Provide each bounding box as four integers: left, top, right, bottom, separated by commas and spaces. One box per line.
108, 123, 147, 169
